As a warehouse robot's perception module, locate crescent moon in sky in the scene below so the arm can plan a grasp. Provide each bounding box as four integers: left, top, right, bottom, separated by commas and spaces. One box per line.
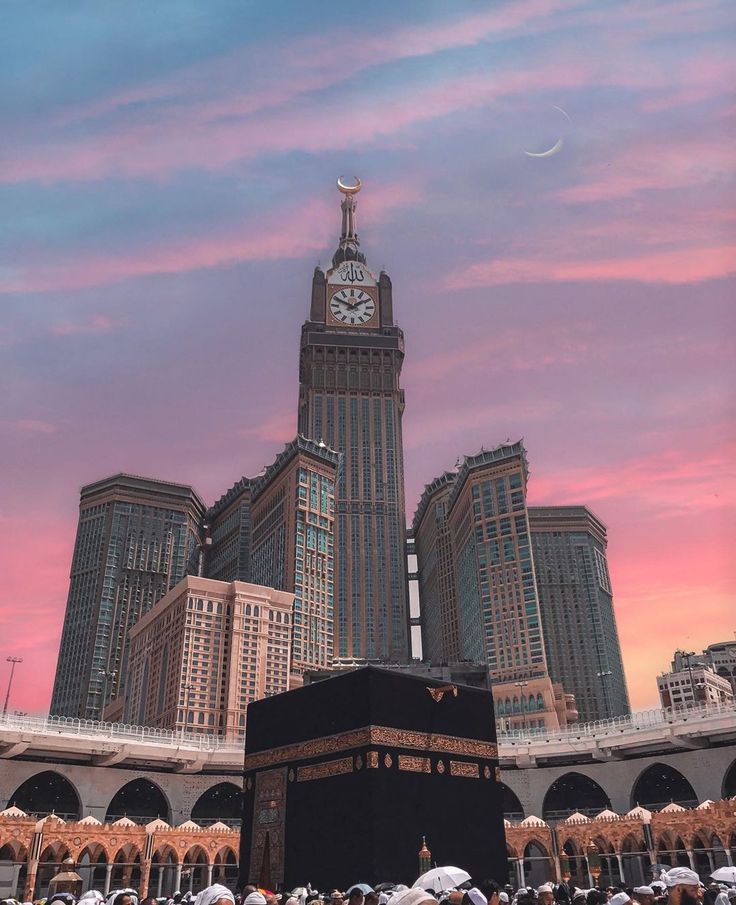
337, 176, 362, 194
524, 138, 564, 158
523, 105, 570, 157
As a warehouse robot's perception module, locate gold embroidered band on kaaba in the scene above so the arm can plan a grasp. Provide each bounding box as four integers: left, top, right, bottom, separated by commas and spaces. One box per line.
244, 724, 498, 771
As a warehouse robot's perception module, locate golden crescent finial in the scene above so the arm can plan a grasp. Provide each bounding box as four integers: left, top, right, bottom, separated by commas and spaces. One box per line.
337, 176, 362, 195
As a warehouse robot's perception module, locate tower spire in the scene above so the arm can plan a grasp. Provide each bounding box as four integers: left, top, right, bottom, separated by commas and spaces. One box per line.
333, 176, 366, 267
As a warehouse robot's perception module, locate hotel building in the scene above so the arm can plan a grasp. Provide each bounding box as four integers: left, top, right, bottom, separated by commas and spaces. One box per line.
206, 437, 339, 685
51, 474, 205, 720
413, 442, 577, 730
297, 184, 410, 662
529, 505, 630, 722
124, 576, 294, 738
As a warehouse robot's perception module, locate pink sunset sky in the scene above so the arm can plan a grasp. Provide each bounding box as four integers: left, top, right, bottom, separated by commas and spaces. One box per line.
1, 0, 734, 714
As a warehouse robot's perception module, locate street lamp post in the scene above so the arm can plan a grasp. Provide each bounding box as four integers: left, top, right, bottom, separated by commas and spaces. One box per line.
181, 684, 193, 739
514, 680, 529, 731
2, 657, 23, 717
682, 651, 697, 707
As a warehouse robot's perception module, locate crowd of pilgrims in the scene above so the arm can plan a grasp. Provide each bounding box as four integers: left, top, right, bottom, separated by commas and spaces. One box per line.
2, 867, 734, 905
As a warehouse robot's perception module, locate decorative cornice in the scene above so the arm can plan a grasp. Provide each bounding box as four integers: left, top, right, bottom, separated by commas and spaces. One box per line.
244, 724, 498, 771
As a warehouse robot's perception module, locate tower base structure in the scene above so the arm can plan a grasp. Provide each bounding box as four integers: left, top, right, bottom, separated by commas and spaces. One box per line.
240, 666, 508, 890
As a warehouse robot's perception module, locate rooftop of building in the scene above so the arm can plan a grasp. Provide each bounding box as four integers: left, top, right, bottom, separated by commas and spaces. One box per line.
128, 575, 295, 638
251, 435, 340, 500
80, 472, 206, 512
527, 504, 608, 539
446, 440, 527, 513
411, 469, 458, 531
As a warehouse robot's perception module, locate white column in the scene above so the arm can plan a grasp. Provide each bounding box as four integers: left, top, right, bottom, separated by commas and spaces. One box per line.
724, 848, 733, 867
207, 865, 214, 886
687, 850, 696, 871
157, 868, 164, 898
174, 865, 182, 893
104, 864, 113, 895
616, 855, 625, 884
518, 859, 526, 888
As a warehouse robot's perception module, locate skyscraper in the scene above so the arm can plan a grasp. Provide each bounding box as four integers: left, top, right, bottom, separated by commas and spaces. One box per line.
528, 506, 630, 721
206, 437, 339, 684
413, 443, 578, 730
412, 472, 460, 664
249, 437, 338, 683
297, 181, 410, 661
51, 474, 205, 719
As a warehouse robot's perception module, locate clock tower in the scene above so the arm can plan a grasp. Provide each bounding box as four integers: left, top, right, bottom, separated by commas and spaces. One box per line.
298, 179, 410, 662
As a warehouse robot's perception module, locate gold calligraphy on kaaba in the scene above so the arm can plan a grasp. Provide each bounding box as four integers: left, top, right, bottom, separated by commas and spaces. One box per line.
244, 724, 498, 770
398, 755, 431, 773
296, 757, 354, 782
449, 760, 480, 779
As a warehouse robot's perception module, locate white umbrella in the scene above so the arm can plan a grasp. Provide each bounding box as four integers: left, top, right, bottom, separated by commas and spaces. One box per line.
711, 868, 736, 884
413, 867, 471, 893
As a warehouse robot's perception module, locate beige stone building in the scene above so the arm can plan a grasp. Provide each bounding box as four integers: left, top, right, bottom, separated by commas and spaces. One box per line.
123, 576, 294, 739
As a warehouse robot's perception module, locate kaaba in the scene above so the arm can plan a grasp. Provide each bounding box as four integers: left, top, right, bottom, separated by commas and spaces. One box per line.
240, 666, 507, 890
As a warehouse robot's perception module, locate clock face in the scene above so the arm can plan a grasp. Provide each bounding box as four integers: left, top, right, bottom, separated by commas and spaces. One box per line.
329, 288, 376, 325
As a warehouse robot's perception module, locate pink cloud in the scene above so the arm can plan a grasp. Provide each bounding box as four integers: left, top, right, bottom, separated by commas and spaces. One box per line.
50, 0, 582, 132
445, 244, 736, 288
554, 136, 734, 204
0, 180, 422, 293
50, 314, 125, 336
530, 442, 736, 518
8, 419, 57, 435
0, 515, 74, 712
409, 326, 591, 381
236, 412, 296, 445
0, 57, 590, 185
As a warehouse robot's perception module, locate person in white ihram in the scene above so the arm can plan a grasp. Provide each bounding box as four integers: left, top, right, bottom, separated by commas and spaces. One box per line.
663, 868, 702, 905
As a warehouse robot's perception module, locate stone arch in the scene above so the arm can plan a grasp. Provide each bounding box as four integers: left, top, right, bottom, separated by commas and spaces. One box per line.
8, 769, 81, 819
542, 772, 612, 820
656, 833, 689, 868
111, 844, 142, 890
105, 777, 172, 823
620, 833, 649, 887
506, 841, 519, 860
151, 845, 179, 898
182, 845, 210, 894
631, 762, 698, 810
709, 833, 731, 870
523, 839, 553, 888
499, 783, 525, 820
76, 843, 109, 891
213, 846, 238, 887
723, 758, 736, 799
561, 838, 587, 887
690, 831, 714, 876
191, 782, 243, 825
35, 843, 72, 898
0, 842, 28, 900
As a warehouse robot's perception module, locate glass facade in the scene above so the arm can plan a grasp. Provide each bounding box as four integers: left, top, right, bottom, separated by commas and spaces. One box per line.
248, 439, 338, 678
299, 266, 409, 661
529, 506, 631, 721
50, 475, 204, 720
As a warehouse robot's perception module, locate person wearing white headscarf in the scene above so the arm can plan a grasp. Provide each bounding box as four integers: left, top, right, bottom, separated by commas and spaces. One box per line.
632, 888, 654, 905
244, 895, 266, 905
391, 890, 438, 905
193, 887, 235, 905
80, 894, 105, 904
609, 893, 631, 905
664, 869, 701, 905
